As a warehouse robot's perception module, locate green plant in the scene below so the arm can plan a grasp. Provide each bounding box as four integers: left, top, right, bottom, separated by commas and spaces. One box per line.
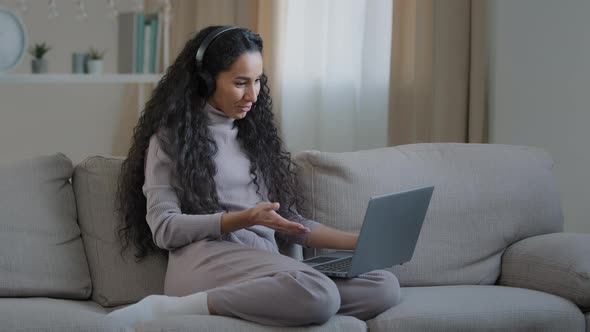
88, 47, 107, 60
28, 43, 51, 60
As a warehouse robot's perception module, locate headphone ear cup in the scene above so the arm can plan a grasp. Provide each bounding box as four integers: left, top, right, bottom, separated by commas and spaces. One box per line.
198, 71, 215, 96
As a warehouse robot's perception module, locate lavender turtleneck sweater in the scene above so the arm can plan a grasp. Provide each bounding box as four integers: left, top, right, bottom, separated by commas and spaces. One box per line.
142, 103, 319, 253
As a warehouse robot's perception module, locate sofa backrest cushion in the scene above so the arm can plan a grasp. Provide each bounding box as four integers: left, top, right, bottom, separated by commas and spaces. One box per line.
0, 153, 91, 298
73, 156, 167, 307
294, 143, 563, 286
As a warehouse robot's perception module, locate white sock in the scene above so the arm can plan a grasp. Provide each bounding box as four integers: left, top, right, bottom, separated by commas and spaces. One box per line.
158, 291, 210, 316
107, 292, 209, 326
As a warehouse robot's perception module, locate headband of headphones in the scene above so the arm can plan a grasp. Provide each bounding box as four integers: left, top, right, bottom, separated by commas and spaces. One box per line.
195, 26, 241, 70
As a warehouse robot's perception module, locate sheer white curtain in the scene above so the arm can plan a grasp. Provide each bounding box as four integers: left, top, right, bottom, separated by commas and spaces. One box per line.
279, 0, 393, 153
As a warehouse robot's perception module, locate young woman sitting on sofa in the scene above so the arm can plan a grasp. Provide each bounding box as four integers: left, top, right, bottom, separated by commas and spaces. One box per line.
109, 25, 401, 327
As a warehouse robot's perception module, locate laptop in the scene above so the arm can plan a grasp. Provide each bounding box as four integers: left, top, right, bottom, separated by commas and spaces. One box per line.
302, 186, 434, 278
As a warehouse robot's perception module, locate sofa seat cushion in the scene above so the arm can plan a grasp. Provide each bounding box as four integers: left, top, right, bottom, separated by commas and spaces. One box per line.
367, 285, 585, 332
134, 314, 366, 332
0, 153, 91, 299
0, 298, 127, 332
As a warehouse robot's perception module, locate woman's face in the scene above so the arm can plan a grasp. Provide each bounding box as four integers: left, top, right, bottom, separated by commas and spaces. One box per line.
208, 51, 263, 119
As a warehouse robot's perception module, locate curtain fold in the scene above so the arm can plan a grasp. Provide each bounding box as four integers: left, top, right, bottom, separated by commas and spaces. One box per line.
388, 0, 488, 145
145, 1, 488, 148
254, 0, 287, 128
279, 0, 393, 153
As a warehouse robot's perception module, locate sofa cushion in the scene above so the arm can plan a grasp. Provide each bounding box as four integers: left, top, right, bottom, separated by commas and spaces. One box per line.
134, 314, 366, 332
0, 298, 127, 332
367, 285, 585, 332
499, 232, 590, 311
73, 156, 167, 307
0, 153, 91, 299
294, 144, 563, 286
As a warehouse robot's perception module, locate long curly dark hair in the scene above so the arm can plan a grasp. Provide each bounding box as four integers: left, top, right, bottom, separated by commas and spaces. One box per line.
116, 26, 302, 261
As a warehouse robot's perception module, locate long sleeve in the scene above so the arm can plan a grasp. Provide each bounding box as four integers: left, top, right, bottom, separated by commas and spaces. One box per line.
276, 209, 321, 248
143, 135, 224, 250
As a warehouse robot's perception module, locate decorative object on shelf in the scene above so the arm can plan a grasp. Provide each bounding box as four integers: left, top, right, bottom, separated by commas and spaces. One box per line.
0, 5, 27, 73
10, 0, 171, 28
1, 1, 171, 75
72, 52, 88, 74
28, 42, 51, 74
106, 0, 118, 20
47, 0, 58, 20
87, 47, 106, 74
160, 0, 171, 69
75, 0, 88, 22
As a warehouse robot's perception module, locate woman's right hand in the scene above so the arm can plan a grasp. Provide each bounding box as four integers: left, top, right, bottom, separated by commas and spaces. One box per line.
245, 202, 310, 235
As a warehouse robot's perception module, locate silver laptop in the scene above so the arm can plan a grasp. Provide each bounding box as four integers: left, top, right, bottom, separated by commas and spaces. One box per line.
302, 186, 434, 278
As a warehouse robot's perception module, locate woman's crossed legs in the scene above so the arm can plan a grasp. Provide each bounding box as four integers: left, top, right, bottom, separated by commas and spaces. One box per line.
164, 239, 401, 326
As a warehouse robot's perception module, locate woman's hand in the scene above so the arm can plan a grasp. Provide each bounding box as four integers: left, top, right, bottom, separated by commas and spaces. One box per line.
246, 202, 311, 235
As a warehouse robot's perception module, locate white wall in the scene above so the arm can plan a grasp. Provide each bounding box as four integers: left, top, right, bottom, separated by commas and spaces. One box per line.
0, 0, 141, 165
488, 0, 590, 233
0, 0, 257, 166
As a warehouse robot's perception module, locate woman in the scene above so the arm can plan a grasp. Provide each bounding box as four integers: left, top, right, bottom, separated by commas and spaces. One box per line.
109, 26, 401, 327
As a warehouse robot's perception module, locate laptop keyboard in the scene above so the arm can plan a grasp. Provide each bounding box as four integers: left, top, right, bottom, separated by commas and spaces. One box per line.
317, 257, 353, 272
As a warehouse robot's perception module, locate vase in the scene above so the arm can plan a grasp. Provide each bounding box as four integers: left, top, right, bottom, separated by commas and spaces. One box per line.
31, 59, 48, 74
86, 60, 103, 74
72, 53, 88, 74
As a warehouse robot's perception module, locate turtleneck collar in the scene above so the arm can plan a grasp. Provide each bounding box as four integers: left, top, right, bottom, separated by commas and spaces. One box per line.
204, 102, 235, 128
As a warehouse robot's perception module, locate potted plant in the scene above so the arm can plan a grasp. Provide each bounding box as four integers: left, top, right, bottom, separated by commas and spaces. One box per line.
28, 43, 51, 74
86, 47, 106, 74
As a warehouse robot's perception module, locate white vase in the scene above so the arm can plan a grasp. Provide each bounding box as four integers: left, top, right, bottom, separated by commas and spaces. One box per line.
86, 60, 103, 74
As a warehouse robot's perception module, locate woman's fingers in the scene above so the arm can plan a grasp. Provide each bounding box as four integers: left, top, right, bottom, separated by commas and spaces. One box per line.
275, 217, 310, 234
262, 215, 305, 234
251, 202, 309, 234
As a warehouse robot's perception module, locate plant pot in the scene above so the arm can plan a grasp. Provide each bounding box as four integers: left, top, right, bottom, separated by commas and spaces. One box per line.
87, 60, 103, 74
31, 59, 48, 74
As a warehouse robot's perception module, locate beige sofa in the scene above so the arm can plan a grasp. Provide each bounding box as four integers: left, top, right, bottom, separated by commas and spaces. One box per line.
1, 143, 589, 331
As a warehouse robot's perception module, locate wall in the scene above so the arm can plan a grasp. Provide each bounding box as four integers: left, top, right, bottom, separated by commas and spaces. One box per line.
488, 0, 590, 233
0, 0, 259, 166
0, 0, 141, 165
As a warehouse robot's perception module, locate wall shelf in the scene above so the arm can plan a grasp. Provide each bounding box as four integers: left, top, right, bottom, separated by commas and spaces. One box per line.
0, 73, 162, 115
0, 74, 163, 84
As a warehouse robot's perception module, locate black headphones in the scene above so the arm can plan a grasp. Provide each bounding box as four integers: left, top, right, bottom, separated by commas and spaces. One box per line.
195, 26, 242, 96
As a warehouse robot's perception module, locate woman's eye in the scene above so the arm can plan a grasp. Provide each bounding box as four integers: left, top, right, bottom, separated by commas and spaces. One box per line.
235, 82, 246, 87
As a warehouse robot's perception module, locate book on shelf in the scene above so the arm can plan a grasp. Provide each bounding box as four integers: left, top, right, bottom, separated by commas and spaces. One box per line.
118, 12, 161, 74
145, 13, 160, 74
143, 20, 151, 74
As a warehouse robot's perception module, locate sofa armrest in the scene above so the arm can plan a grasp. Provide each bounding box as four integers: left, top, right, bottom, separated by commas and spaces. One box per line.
498, 232, 590, 310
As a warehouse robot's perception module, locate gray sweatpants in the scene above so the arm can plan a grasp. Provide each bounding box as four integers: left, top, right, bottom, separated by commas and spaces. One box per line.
164, 239, 402, 327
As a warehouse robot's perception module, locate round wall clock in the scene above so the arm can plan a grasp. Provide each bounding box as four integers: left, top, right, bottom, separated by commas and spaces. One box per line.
0, 5, 27, 73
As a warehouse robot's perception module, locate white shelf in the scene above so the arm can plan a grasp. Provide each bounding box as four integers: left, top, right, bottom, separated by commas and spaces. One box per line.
0, 74, 163, 84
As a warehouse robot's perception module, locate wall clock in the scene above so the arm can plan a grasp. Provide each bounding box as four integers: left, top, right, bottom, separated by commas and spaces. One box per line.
0, 5, 27, 73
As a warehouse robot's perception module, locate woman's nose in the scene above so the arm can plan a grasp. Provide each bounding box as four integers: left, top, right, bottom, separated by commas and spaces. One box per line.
244, 84, 258, 103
